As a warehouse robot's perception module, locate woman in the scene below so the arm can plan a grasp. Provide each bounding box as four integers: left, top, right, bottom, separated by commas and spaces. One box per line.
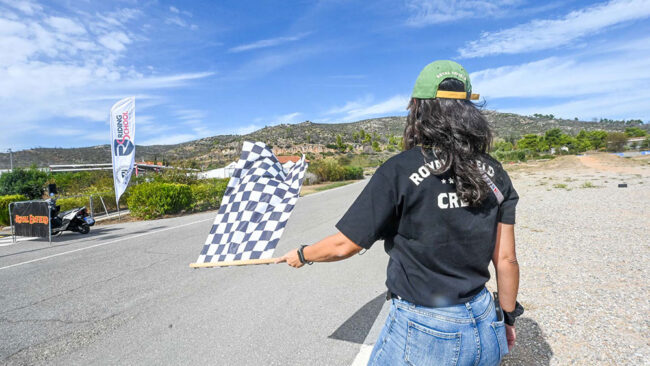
277, 60, 522, 366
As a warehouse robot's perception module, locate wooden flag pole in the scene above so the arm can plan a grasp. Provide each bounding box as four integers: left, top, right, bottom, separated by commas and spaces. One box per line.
189, 258, 278, 268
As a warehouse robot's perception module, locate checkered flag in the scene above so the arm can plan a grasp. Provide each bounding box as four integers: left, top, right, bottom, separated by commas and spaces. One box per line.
194, 141, 307, 265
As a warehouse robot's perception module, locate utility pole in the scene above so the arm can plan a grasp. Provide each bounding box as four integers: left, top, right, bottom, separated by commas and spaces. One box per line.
8, 148, 13, 170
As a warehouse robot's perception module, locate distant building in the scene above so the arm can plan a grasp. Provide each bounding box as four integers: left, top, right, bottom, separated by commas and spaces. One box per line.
198, 161, 237, 179
277, 155, 310, 170
198, 156, 309, 179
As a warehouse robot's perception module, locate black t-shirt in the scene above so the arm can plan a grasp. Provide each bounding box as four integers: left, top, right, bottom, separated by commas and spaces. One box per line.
335, 146, 518, 307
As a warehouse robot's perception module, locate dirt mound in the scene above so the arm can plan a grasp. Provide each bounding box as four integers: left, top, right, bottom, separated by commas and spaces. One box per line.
507, 153, 648, 175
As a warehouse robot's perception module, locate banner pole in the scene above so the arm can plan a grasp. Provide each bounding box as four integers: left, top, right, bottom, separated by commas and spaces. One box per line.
189, 258, 278, 268
117, 196, 121, 221
48, 202, 52, 246
9, 203, 15, 244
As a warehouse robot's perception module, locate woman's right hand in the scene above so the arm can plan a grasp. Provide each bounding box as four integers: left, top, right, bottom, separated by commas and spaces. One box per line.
505, 324, 516, 351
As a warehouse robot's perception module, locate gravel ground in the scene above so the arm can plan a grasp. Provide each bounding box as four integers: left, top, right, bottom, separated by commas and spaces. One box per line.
484, 153, 649, 365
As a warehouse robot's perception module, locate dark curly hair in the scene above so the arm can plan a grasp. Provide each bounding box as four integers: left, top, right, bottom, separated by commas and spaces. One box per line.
403, 78, 493, 206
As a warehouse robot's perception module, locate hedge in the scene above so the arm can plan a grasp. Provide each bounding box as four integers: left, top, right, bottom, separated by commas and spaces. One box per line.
191, 179, 229, 211
127, 183, 193, 219
57, 196, 91, 213
0, 194, 28, 226
308, 159, 364, 182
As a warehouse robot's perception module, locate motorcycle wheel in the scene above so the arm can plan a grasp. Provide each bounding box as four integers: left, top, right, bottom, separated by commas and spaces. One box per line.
79, 223, 90, 234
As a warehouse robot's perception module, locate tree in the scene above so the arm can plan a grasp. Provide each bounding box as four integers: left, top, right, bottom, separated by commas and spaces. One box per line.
0, 167, 48, 199
640, 137, 650, 149
607, 132, 628, 152
336, 135, 345, 151
371, 140, 381, 152
517, 134, 543, 151
493, 141, 514, 152
625, 127, 647, 137
586, 130, 608, 149
543, 128, 564, 147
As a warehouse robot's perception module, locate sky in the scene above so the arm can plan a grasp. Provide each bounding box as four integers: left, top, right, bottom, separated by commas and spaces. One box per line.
1, 0, 649, 150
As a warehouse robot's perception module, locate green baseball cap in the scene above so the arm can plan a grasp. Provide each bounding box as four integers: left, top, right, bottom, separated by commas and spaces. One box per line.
411, 60, 479, 100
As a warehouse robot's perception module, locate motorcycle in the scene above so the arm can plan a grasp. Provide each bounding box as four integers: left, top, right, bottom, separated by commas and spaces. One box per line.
48, 198, 95, 235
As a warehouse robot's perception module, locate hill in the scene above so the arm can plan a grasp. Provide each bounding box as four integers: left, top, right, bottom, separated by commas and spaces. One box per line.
1, 111, 647, 169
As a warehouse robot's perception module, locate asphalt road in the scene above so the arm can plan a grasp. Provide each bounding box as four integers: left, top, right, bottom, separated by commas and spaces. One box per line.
0, 180, 391, 365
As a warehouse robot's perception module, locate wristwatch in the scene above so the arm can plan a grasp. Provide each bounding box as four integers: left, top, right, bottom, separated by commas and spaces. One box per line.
297, 245, 313, 265
503, 302, 525, 326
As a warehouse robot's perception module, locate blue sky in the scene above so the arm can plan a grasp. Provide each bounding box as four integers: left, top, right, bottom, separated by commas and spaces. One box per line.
1, 0, 649, 149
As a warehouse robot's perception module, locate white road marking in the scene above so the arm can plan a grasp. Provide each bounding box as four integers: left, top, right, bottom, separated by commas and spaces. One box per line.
0, 218, 213, 271
351, 344, 374, 366
0, 236, 38, 246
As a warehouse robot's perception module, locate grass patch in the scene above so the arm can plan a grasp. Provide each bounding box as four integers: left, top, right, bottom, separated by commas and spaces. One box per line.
580, 181, 598, 188
553, 183, 570, 190
314, 181, 352, 192
301, 180, 358, 196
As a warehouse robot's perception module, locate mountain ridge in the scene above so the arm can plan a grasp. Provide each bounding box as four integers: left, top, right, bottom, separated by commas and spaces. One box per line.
2, 111, 647, 169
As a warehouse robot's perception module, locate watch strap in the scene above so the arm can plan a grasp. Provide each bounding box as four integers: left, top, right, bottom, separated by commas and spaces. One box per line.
298, 245, 313, 265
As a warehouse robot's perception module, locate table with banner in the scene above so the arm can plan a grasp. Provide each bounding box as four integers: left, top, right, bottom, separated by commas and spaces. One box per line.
10, 200, 51, 244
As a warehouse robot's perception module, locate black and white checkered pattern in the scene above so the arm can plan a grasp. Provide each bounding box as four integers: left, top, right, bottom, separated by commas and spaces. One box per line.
195, 141, 307, 263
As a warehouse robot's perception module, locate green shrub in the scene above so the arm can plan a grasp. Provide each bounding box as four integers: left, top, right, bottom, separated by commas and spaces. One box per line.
0, 194, 28, 226
307, 159, 363, 182
493, 150, 527, 162
0, 167, 48, 199
191, 179, 229, 211
50, 170, 113, 195
342, 166, 364, 180
57, 196, 91, 212
127, 183, 193, 219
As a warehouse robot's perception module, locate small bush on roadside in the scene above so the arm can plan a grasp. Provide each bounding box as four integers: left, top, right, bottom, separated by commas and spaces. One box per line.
0, 194, 28, 226
553, 183, 569, 189
342, 166, 363, 180
308, 158, 364, 182
57, 196, 91, 212
580, 181, 597, 188
191, 179, 229, 211
127, 182, 193, 219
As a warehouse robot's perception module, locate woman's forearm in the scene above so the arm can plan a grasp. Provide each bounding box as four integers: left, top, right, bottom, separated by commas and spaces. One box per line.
493, 223, 519, 313
303, 232, 362, 262
496, 260, 519, 312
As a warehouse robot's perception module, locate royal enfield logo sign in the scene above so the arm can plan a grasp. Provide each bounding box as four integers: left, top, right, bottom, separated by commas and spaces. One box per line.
12, 201, 50, 238
110, 97, 135, 204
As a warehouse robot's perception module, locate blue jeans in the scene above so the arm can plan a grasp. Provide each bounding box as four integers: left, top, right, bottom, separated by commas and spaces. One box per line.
368, 287, 508, 366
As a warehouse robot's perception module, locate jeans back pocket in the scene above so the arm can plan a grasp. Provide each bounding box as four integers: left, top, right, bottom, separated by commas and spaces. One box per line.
404, 320, 461, 366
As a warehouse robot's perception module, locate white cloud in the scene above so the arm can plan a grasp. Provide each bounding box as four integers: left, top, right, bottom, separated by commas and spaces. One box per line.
268, 112, 302, 125
238, 112, 303, 135
0, 3, 213, 148
235, 124, 262, 135
471, 36, 650, 120
405, 0, 521, 26
228, 32, 310, 53
164, 6, 196, 29
326, 95, 409, 121
45, 16, 86, 34
98, 31, 131, 51
0, 0, 42, 15
227, 46, 321, 80
459, 0, 650, 58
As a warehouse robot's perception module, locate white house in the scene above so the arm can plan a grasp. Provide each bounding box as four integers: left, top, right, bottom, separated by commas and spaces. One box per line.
198, 161, 238, 179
